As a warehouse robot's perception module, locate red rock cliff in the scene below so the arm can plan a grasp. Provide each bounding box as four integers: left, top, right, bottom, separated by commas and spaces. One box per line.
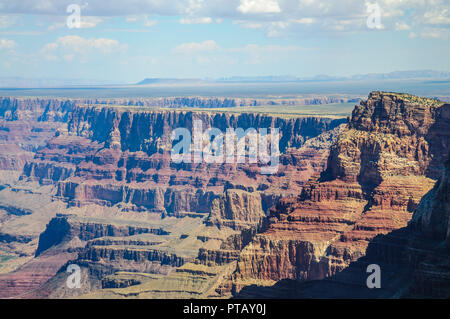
232, 92, 450, 290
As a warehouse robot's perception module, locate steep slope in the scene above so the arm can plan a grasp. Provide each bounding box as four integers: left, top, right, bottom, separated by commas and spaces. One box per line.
231, 92, 450, 292
0, 96, 345, 298
23, 105, 344, 221
405, 150, 450, 297
3, 92, 448, 299
236, 150, 450, 299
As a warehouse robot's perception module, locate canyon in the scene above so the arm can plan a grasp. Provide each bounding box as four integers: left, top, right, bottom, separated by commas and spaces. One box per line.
0, 92, 448, 298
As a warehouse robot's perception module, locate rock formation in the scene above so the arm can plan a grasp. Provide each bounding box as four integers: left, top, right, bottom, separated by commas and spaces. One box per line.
0, 92, 448, 299
230, 92, 450, 292
236, 150, 450, 299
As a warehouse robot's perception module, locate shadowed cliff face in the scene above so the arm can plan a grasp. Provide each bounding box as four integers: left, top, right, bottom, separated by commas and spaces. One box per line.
66, 105, 343, 153
410, 151, 450, 244
236, 151, 450, 299
2, 93, 448, 299
401, 150, 450, 297
21, 103, 344, 223
230, 92, 450, 293
0, 98, 78, 172
330, 91, 450, 182
0, 95, 345, 223
0, 96, 345, 298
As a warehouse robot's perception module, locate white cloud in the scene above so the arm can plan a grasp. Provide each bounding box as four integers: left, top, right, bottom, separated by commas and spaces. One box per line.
63, 54, 75, 62
47, 22, 65, 31
126, 15, 140, 23
420, 28, 449, 39
229, 43, 304, 53
420, 30, 441, 39
422, 8, 450, 25
395, 22, 410, 31
42, 42, 58, 51
43, 54, 58, 61
180, 17, 212, 24
40, 35, 126, 62
0, 38, 16, 50
48, 16, 103, 31
172, 42, 305, 56
173, 40, 219, 53
0, 15, 18, 28
124, 14, 157, 27
60, 36, 123, 54
295, 18, 316, 25
80, 16, 103, 28
408, 27, 449, 40
267, 21, 289, 37
169, 41, 305, 67
237, 0, 281, 14
143, 19, 157, 27
233, 20, 263, 29
225, 43, 305, 65
0, 0, 448, 38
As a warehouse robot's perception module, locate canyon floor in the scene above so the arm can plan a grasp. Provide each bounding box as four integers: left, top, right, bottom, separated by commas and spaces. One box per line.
0, 92, 449, 299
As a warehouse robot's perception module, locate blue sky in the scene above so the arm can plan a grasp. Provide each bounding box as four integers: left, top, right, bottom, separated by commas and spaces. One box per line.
0, 0, 449, 83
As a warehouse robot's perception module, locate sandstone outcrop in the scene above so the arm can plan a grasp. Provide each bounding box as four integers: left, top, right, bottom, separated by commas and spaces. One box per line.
230, 92, 450, 292
3, 92, 448, 299
405, 150, 450, 297
21, 104, 343, 219
0, 249, 76, 299
236, 150, 450, 298
1, 95, 344, 298
35, 214, 170, 257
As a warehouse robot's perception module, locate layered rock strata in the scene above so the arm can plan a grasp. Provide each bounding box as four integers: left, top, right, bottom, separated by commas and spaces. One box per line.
236, 150, 450, 299
231, 92, 450, 292
22, 105, 343, 226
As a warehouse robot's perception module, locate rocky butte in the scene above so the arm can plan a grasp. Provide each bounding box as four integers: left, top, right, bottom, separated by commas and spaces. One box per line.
233, 92, 450, 298
0, 92, 448, 298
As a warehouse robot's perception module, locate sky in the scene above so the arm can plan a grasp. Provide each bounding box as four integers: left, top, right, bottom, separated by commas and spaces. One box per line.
0, 0, 449, 84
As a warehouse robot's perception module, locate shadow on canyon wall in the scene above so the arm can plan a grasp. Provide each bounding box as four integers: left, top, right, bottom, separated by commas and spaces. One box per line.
234, 226, 448, 298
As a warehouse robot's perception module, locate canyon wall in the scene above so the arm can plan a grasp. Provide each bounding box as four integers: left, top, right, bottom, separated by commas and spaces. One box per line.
21, 103, 343, 221
237, 150, 450, 298
2, 92, 448, 299
0, 95, 344, 298
231, 92, 450, 291
0, 96, 343, 222
404, 150, 450, 297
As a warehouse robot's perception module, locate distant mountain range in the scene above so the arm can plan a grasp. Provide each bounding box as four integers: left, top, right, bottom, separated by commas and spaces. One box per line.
136, 78, 206, 85
348, 70, 450, 81
137, 70, 450, 85
1, 70, 449, 88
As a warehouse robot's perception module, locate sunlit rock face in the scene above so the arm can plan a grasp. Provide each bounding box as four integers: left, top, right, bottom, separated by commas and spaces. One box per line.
1, 93, 448, 299
21, 101, 343, 219
231, 92, 450, 293
0, 96, 344, 298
